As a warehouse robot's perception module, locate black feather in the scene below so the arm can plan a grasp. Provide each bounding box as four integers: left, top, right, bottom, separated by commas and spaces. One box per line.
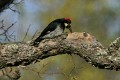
32, 18, 69, 46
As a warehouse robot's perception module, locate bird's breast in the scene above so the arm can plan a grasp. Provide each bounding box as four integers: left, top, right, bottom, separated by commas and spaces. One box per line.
42, 25, 64, 39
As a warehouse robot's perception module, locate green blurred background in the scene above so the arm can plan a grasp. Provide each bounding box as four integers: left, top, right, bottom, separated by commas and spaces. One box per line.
0, 0, 120, 80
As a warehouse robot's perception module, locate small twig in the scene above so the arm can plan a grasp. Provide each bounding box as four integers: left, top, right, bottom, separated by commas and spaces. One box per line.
31, 30, 39, 40
23, 24, 31, 41
8, 6, 20, 14
13, 0, 24, 4
0, 21, 16, 42
10, 0, 24, 14
8, 30, 16, 41
4, 22, 17, 42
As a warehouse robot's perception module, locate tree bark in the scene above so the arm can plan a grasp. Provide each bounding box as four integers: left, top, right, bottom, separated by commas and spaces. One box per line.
0, 32, 120, 70
0, 32, 120, 79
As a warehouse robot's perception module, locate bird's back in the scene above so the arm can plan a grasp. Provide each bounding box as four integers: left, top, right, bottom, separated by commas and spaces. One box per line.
31, 18, 67, 46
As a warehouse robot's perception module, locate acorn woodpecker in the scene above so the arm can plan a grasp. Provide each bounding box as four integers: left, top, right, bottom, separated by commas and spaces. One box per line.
32, 18, 72, 46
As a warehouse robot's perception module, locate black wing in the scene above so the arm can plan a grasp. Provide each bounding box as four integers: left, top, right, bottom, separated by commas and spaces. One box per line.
40, 22, 58, 37
32, 22, 59, 46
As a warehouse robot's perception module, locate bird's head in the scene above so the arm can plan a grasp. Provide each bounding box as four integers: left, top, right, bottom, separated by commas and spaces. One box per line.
54, 18, 72, 33
63, 18, 72, 33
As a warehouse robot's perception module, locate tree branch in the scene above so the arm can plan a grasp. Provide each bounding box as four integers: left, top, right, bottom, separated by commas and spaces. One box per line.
0, 0, 14, 12
0, 32, 120, 71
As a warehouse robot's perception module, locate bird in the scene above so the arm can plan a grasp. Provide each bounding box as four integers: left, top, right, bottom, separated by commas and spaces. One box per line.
32, 18, 72, 46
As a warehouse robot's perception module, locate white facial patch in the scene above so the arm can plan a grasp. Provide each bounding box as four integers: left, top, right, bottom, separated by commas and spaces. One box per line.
64, 23, 68, 27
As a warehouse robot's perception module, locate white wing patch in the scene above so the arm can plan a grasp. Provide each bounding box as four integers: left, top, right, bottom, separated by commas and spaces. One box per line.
47, 31, 51, 34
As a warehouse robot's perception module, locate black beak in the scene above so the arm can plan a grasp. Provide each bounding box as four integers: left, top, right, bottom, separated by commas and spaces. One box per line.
68, 27, 72, 33
66, 24, 72, 33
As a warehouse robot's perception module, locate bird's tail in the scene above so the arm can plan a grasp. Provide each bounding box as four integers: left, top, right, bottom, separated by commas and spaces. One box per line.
30, 36, 43, 47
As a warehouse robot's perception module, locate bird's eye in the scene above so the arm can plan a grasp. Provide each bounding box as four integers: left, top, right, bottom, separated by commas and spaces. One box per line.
64, 23, 68, 27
